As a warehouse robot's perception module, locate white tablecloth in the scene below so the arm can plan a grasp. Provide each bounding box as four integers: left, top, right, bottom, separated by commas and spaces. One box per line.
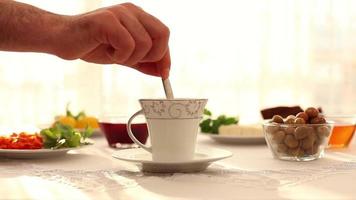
1, 134, 356, 200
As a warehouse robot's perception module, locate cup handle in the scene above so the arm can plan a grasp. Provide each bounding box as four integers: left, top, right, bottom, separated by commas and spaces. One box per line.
127, 110, 152, 152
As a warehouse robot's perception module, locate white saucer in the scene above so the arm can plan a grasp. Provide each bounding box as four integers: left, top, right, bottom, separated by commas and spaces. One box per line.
112, 147, 232, 173
0, 148, 75, 159
0, 143, 91, 159
208, 134, 266, 144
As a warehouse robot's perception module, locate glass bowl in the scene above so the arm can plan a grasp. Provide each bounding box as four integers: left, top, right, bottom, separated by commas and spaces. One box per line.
263, 122, 333, 161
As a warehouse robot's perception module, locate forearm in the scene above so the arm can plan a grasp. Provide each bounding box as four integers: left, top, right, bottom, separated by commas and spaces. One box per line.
0, 0, 69, 54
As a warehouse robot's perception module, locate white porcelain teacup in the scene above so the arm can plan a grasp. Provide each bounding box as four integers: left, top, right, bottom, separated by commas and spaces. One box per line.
127, 98, 208, 162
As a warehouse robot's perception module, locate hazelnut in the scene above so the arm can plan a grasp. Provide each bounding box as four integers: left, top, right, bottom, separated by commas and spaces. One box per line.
288, 148, 304, 157
285, 115, 296, 124
296, 112, 309, 122
284, 134, 299, 148
284, 126, 296, 135
305, 107, 319, 118
310, 116, 326, 124
272, 130, 286, 143
301, 137, 314, 150
294, 118, 306, 124
316, 125, 331, 137
305, 144, 320, 155
266, 122, 279, 133
272, 115, 284, 123
305, 148, 313, 155
305, 143, 320, 155
287, 115, 296, 119
316, 136, 327, 146
294, 126, 309, 140
277, 143, 288, 153
306, 126, 315, 134
307, 130, 317, 144
285, 118, 295, 124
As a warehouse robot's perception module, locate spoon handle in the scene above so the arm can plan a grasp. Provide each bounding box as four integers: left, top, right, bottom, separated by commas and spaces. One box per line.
162, 78, 174, 99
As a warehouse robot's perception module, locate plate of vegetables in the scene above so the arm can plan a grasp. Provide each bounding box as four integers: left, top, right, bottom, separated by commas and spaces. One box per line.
0, 123, 93, 159
200, 109, 265, 144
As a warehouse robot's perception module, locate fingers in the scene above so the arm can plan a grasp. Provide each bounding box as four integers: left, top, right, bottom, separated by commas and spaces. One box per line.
87, 4, 171, 77
133, 62, 160, 77
109, 6, 152, 66
95, 10, 135, 63
133, 48, 171, 79
109, 3, 170, 64
137, 12, 170, 62
156, 49, 171, 79
122, 3, 170, 63
82, 44, 114, 64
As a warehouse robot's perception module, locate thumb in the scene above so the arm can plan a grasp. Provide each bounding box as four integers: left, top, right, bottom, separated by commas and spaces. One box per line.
157, 49, 171, 79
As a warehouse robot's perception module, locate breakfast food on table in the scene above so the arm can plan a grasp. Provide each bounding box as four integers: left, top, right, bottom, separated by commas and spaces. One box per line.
55, 105, 99, 129
263, 107, 332, 161
0, 124, 93, 150
0, 133, 43, 149
41, 123, 93, 149
76, 116, 99, 129
261, 106, 323, 119
200, 109, 264, 139
219, 124, 263, 137
261, 106, 303, 119
199, 109, 238, 134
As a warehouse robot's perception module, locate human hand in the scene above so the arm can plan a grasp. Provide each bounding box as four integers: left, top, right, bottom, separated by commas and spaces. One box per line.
53, 3, 170, 79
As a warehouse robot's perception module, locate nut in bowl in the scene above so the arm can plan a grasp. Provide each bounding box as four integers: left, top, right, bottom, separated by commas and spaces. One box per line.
263, 107, 333, 161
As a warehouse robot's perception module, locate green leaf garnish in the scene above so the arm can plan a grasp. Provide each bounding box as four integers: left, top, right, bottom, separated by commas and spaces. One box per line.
66, 102, 86, 120
203, 108, 212, 116
75, 111, 86, 120
40, 122, 92, 149
81, 126, 93, 139
199, 109, 238, 134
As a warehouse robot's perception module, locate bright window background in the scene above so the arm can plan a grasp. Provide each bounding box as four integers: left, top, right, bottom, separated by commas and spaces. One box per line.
0, 0, 355, 127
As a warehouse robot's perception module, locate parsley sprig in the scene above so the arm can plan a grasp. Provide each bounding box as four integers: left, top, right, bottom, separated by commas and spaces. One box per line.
199, 109, 238, 134
40, 123, 93, 149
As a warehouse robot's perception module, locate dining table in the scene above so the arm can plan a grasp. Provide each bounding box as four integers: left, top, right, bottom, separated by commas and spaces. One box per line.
1, 133, 356, 200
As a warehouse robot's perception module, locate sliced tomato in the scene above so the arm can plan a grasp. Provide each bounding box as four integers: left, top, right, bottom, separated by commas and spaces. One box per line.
0, 132, 43, 149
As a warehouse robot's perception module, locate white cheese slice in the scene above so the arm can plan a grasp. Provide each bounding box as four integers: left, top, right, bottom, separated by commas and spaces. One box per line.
218, 124, 263, 137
